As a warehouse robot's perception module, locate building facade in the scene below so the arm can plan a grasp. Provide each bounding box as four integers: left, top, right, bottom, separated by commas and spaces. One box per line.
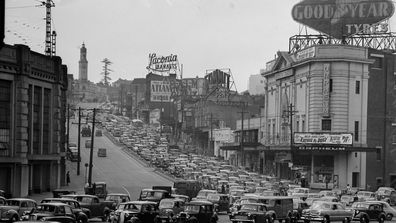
0, 44, 68, 197
248, 74, 266, 95
262, 45, 379, 189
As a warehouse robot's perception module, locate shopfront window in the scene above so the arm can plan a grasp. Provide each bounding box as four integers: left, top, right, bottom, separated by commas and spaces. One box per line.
0, 80, 11, 151
313, 155, 334, 184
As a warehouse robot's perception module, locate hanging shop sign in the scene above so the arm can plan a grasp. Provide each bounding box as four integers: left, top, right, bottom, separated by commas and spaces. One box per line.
323, 63, 330, 117
147, 53, 179, 73
294, 132, 353, 145
150, 80, 171, 102
291, 0, 395, 39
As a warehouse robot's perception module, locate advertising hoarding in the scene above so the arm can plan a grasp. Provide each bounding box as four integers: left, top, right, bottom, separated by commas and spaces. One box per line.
291, 0, 395, 39
294, 132, 353, 145
147, 53, 179, 73
150, 80, 171, 102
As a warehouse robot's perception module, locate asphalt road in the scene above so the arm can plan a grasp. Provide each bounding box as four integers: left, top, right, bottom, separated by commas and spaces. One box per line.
69, 108, 172, 200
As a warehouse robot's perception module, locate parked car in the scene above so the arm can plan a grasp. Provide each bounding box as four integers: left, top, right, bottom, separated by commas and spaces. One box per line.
301, 201, 353, 223
117, 201, 158, 223
291, 199, 309, 223
85, 140, 92, 148
95, 130, 102, 137
356, 191, 377, 202
356, 201, 396, 221
376, 187, 396, 206
206, 193, 230, 214
229, 203, 271, 223
175, 200, 218, 223
0, 198, 37, 222
156, 198, 185, 223
21, 203, 76, 223
103, 193, 131, 210
61, 194, 112, 221
40, 198, 89, 223
351, 201, 387, 223
97, 148, 107, 157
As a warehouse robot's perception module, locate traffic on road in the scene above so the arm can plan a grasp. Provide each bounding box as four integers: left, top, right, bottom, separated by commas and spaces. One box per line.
1, 102, 396, 223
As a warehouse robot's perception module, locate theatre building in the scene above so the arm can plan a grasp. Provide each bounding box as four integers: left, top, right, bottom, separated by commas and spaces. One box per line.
0, 44, 68, 197
261, 44, 392, 190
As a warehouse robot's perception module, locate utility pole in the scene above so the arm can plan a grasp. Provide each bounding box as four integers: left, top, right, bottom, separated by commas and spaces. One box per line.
88, 108, 96, 186
66, 104, 70, 154
210, 113, 213, 157
283, 103, 298, 179
238, 102, 248, 167
76, 107, 81, 175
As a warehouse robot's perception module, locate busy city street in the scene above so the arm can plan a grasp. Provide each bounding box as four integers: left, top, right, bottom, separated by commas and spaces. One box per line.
2, 1, 396, 223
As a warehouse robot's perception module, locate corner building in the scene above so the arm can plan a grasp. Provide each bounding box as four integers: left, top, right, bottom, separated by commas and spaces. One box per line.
0, 44, 68, 197
262, 45, 382, 190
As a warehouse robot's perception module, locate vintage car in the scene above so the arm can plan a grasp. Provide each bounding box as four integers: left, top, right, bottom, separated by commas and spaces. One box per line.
206, 194, 230, 214
351, 202, 387, 223
376, 187, 396, 206
175, 200, 218, 223
84, 182, 108, 198
301, 201, 353, 223
288, 188, 310, 200
340, 195, 358, 207
156, 198, 184, 223
261, 196, 294, 223
104, 193, 131, 210
194, 190, 218, 200
115, 201, 158, 223
41, 198, 89, 223
0, 198, 37, 222
171, 194, 190, 203
229, 203, 271, 223
355, 201, 396, 221
95, 130, 102, 137
21, 203, 76, 223
138, 189, 171, 204
61, 194, 112, 221
356, 191, 377, 202
290, 199, 309, 223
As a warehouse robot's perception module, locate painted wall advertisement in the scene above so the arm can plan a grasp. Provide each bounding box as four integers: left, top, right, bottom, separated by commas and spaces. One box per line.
150, 80, 171, 102
294, 132, 353, 145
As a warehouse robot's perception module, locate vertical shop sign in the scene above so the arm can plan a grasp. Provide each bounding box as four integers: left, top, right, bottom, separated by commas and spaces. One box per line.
323, 63, 330, 117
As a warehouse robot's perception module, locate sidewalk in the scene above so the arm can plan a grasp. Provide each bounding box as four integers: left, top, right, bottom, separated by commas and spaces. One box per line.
28, 160, 86, 202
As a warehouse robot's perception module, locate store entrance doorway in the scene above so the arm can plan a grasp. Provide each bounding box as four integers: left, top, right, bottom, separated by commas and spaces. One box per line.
352, 172, 360, 188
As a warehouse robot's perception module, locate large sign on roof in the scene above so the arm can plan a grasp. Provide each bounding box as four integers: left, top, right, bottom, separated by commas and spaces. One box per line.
147, 53, 179, 73
292, 0, 395, 39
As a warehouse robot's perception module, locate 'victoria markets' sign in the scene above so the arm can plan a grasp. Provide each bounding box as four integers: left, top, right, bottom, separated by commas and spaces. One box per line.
294, 132, 353, 145
147, 53, 179, 73
292, 0, 395, 39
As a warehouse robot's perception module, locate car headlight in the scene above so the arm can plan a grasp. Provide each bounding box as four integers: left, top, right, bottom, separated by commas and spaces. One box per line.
40, 217, 47, 221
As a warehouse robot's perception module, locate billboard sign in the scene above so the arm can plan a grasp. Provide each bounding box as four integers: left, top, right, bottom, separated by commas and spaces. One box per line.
291, 0, 395, 39
147, 53, 179, 73
294, 132, 353, 145
150, 80, 171, 102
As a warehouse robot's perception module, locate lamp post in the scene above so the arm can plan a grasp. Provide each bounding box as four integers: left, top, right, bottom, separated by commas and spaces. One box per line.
84, 163, 88, 183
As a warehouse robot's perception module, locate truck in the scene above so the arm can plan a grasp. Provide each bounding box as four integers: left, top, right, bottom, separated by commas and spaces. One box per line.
81, 126, 91, 137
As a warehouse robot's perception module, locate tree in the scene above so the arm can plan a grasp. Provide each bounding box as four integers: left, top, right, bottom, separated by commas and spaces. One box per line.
101, 58, 112, 86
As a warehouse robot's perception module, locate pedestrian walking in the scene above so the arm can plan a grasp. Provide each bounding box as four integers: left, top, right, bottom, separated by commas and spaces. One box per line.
66, 171, 70, 186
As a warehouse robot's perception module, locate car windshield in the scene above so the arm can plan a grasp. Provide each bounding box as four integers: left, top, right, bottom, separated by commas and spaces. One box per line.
240, 204, 259, 211
294, 188, 307, 193
159, 200, 174, 209
125, 203, 142, 211
207, 195, 220, 201
36, 205, 56, 213
352, 203, 370, 209
311, 202, 331, 210
6, 200, 20, 206
184, 205, 200, 213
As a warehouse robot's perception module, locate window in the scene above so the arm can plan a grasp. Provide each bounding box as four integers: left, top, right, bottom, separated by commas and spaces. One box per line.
43, 89, 51, 154
355, 81, 360, 94
322, 119, 331, 131
377, 148, 381, 161
330, 79, 333, 92
0, 80, 11, 150
302, 119, 305, 132
296, 120, 300, 132
33, 87, 42, 154
354, 121, 359, 141
372, 57, 383, 69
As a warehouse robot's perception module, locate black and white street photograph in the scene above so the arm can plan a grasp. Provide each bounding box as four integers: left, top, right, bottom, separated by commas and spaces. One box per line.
1, 0, 396, 223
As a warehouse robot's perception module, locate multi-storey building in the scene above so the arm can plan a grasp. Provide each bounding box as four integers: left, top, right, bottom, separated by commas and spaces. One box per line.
261, 45, 392, 190
0, 44, 68, 197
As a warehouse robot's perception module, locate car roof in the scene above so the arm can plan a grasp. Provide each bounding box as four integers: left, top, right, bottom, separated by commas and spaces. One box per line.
107, 193, 129, 196
121, 201, 157, 205
39, 202, 70, 207
7, 198, 36, 202
187, 200, 213, 205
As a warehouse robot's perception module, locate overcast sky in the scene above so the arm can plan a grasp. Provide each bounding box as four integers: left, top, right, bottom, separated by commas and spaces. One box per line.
5, 0, 396, 92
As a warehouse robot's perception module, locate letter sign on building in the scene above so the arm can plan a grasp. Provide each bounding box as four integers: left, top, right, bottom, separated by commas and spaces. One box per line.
291, 0, 395, 39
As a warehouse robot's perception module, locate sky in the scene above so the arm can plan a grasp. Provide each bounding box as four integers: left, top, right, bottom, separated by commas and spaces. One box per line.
4, 0, 396, 92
